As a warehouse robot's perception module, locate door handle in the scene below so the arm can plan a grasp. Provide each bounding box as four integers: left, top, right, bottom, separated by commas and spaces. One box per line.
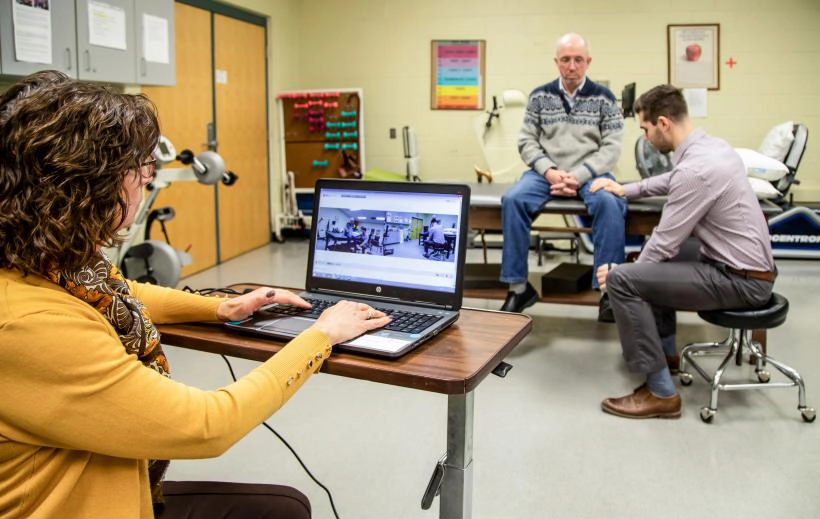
206, 122, 217, 151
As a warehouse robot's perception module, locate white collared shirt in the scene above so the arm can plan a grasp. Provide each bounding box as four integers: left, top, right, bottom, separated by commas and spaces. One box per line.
559, 77, 586, 109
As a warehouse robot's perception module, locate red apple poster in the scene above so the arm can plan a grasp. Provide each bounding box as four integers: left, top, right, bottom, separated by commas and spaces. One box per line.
668, 25, 719, 90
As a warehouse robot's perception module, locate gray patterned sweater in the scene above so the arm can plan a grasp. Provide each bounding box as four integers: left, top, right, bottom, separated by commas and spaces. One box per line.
517, 78, 624, 185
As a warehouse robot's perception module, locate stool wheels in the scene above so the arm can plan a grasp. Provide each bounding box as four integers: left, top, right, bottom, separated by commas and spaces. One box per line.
696, 404, 816, 424
700, 407, 716, 423
757, 369, 771, 383
680, 372, 693, 386
698, 405, 816, 423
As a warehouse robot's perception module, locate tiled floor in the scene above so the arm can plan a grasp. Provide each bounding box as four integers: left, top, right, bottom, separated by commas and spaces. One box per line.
164, 240, 820, 519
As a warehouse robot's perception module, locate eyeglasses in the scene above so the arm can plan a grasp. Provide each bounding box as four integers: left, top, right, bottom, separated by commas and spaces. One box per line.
139, 159, 157, 181
557, 56, 588, 66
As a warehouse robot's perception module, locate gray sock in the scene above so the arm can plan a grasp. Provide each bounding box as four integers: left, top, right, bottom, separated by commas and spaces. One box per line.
510, 282, 527, 294
646, 368, 677, 398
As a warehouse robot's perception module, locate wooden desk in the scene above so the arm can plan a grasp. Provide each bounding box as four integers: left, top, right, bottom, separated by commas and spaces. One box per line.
158, 286, 532, 519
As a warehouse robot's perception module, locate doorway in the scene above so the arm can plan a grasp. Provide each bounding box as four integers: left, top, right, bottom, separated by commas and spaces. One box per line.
141, 1, 269, 277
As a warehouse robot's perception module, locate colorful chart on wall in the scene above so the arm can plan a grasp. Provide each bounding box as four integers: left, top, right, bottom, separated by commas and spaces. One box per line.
430, 40, 485, 110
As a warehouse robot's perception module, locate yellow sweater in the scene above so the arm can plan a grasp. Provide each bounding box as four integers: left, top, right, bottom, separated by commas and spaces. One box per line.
0, 270, 331, 519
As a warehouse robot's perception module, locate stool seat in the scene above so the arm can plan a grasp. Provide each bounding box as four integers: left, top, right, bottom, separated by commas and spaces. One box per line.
697, 293, 789, 330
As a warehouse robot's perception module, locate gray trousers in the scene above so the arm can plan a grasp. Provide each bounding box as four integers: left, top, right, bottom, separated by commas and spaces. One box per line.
606, 256, 774, 374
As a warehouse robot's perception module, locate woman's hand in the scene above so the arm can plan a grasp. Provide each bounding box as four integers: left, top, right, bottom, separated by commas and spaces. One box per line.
309, 300, 391, 346
215, 289, 391, 345
216, 287, 309, 322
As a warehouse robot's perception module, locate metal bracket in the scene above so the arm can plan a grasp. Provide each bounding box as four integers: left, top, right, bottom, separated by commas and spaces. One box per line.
420, 453, 447, 510
492, 361, 513, 378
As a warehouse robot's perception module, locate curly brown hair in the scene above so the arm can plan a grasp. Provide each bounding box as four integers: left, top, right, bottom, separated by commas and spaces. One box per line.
0, 70, 160, 275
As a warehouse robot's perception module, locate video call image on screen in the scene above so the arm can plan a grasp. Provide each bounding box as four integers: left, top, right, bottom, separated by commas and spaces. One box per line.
312, 189, 463, 292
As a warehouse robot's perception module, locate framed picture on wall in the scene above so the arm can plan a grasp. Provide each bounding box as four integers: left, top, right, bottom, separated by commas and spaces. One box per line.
430, 40, 486, 110
667, 24, 720, 90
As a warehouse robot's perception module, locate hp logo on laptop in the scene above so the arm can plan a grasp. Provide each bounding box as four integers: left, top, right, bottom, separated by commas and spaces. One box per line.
376, 286, 382, 293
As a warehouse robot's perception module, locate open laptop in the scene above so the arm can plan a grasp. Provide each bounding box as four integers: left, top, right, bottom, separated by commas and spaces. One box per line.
225, 179, 471, 358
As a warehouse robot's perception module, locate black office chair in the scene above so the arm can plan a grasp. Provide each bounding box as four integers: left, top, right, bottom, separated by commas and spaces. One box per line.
368, 234, 383, 255
427, 241, 449, 261
419, 226, 429, 245
635, 134, 673, 179
767, 123, 808, 207
679, 293, 815, 424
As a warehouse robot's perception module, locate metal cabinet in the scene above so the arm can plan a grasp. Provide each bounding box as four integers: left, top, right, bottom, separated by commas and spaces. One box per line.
135, 0, 175, 85
76, 0, 136, 83
1, 0, 174, 85
0, 0, 77, 78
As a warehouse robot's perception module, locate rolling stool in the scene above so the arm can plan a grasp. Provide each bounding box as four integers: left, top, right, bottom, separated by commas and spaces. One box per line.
427, 242, 449, 261
679, 293, 815, 423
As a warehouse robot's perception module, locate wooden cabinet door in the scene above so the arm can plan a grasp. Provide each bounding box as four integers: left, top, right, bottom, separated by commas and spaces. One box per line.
142, 4, 269, 276
214, 14, 270, 261
141, 2, 216, 277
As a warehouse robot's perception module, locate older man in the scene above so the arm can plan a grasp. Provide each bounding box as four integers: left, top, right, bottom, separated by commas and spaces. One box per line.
500, 32, 626, 313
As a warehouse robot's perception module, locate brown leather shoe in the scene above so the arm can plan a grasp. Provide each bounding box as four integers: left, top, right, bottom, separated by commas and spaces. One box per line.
601, 384, 681, 419
666, 354, 680, 375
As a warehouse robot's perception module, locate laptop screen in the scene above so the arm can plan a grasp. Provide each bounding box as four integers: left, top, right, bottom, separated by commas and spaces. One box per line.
307, 179, 470, 308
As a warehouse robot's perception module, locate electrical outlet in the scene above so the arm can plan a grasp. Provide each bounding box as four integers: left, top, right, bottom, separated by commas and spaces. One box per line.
389, 128, 396, 139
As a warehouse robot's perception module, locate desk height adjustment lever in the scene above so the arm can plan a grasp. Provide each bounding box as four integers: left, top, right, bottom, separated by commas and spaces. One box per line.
492, 361, 513, 378
420, 454, 447, 510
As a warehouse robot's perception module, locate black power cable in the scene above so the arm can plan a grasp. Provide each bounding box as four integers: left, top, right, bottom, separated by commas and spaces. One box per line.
181, 284, 342, 517
218, 354, 341, 519
181, 286, 249, 296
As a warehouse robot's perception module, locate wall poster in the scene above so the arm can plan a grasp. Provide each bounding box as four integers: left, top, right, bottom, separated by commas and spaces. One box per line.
431, 40, 485, 110
667, 24, 720, 90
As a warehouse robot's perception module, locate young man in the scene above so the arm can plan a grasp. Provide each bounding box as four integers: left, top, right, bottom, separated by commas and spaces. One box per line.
424, 217, 447, 258
499, 32, 626, 313
590, 84, 775, 419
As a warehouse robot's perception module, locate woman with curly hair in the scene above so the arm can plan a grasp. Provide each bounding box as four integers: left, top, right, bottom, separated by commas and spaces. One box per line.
0, 71, 390, 519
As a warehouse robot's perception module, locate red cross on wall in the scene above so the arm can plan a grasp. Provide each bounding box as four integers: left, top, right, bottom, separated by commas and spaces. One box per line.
726, 57, 737, 68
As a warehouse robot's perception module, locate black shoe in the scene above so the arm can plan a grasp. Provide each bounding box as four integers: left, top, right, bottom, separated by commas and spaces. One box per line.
598, 292, 615, 323
500, 283, 539, 313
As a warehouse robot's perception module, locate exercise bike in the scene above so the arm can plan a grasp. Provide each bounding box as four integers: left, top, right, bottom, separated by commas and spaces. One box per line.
107, 136, 237, 287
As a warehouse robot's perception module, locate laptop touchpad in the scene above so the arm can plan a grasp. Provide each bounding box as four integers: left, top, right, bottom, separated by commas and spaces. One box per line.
260, 316, 314, 334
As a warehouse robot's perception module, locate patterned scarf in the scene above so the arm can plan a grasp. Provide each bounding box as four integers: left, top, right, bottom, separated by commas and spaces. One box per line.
48, 252, 170, 505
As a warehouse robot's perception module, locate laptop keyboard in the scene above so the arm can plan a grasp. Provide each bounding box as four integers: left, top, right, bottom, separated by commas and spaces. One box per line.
262, 297, 442, 335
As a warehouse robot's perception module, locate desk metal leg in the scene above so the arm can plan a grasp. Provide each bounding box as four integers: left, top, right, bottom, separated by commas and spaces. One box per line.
440, 392, 474, 519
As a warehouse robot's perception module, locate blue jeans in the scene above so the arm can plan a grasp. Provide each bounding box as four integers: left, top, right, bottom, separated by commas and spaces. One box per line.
500, 169, 627, 289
